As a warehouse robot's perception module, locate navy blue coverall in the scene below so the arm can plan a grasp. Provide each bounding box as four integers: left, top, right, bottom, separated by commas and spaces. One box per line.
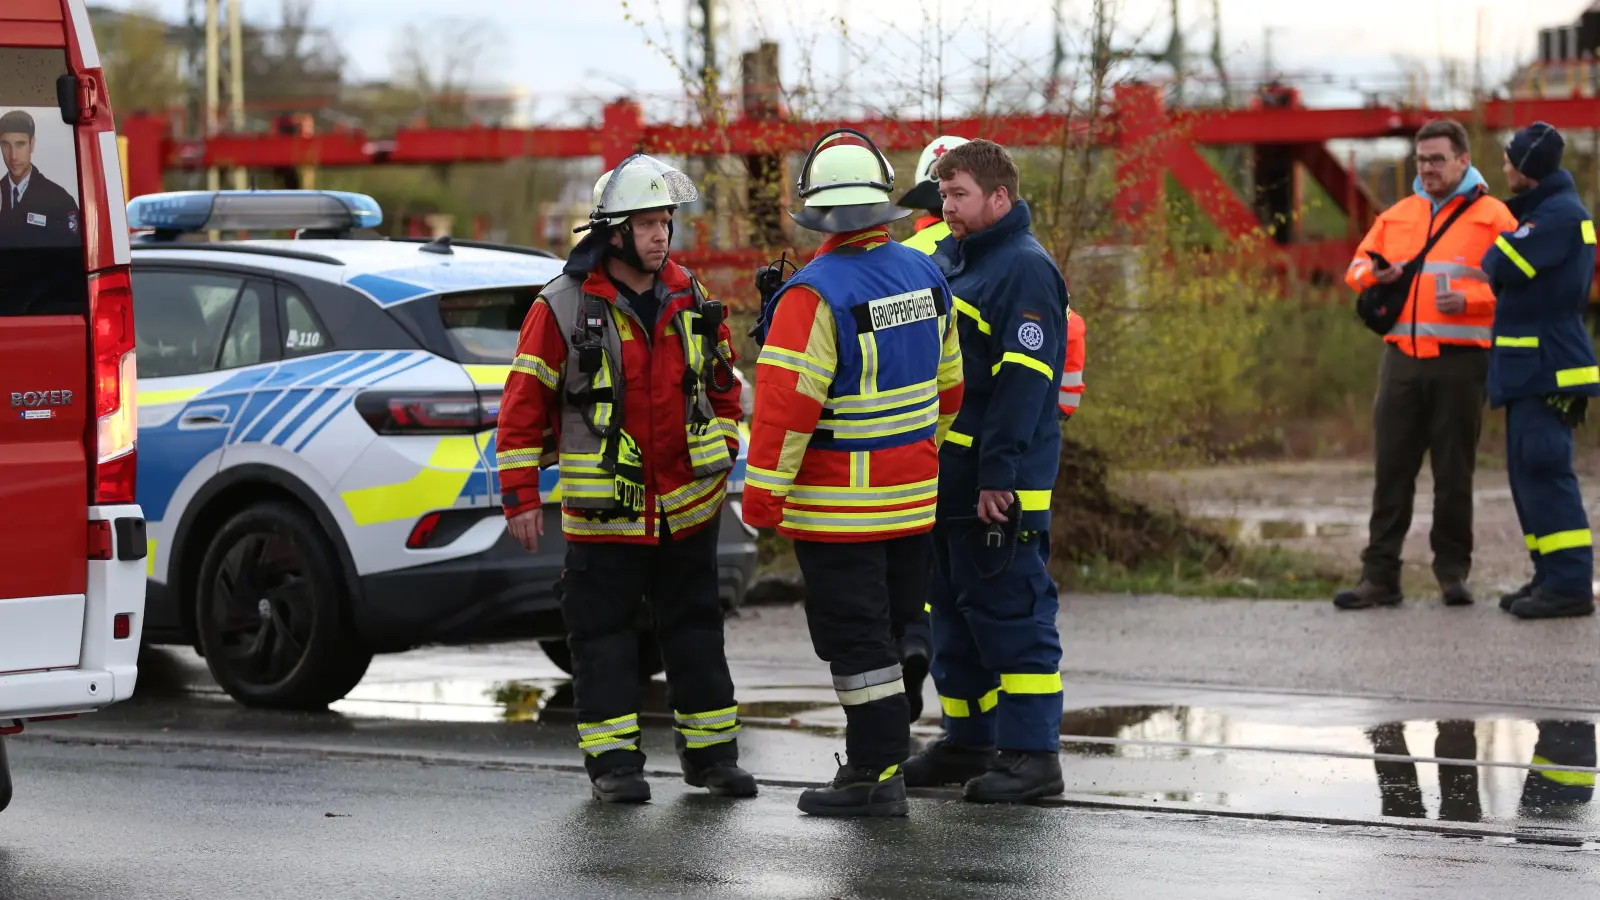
927, 200, 1069, 752
1482, 168, 1600, 600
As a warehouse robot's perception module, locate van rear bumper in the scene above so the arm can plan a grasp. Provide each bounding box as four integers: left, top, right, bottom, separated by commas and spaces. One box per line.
0, 667, 131, 720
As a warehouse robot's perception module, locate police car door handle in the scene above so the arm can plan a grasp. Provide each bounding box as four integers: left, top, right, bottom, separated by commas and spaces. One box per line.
179, 407, 227, 427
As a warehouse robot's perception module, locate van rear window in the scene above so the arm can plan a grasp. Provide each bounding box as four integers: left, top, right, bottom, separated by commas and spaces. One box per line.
0, 47, 87, 317
436, 288, 540, 364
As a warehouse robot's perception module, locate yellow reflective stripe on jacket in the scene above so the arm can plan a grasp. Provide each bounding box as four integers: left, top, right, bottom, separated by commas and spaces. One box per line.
1495, 235, 1538, 278
952, 296, 991, 334
816, 401, 939, 440
824, 380, 937, 414
1536, 529, 1593, 554
561, 509, 648, 537
1016, 489, 1052, 512
744, 463, 795, 495
1532, 755, 1598, 787
785, 478, 938, 508
999, 672, 1064, 694
1525, 533, 1538, 551
1495, 335, 1539, 348
758, 344, 835, 381
510, 353, 561, 390
1583, 221, 1597, 245
1556, 366, 1600, 388
945, 430, 973, 447
496, 446, 542, 471
991, 352, 1055, 380
780, 504, 936, 534
939, 688, 1000, 718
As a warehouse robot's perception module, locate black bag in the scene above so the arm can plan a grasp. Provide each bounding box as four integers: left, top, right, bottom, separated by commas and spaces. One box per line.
1356, 188, 1484, 337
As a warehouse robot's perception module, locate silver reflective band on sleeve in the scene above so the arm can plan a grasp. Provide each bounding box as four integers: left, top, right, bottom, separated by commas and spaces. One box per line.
1058, 392, 1081, 408
1060, 371, 1083, 388
1420, 261, 1489, 283
1384, 322, 1493, 342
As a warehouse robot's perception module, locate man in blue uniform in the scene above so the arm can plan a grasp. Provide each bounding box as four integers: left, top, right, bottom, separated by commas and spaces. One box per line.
1483, 122, 1600, 620
899, 139, 1069, 803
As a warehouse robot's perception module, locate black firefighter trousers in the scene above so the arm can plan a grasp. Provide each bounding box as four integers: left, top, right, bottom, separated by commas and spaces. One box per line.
1361, 345, 1489, 588
794, 534, 931, 774
559, 510, 741, 779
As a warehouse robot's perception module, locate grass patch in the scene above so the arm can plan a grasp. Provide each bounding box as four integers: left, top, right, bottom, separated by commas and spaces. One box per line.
1058, 543, 1347, 600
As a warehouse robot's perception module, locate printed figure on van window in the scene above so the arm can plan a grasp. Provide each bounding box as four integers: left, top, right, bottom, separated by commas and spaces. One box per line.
0, 109, 80, 247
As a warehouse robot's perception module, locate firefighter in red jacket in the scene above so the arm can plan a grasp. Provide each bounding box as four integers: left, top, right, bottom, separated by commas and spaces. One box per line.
496, 155, 756, 804
745, 129, 964, 816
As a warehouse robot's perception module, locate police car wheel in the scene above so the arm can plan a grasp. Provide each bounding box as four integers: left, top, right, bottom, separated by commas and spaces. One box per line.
194, 502, 373, 710
538, 634, 664, 680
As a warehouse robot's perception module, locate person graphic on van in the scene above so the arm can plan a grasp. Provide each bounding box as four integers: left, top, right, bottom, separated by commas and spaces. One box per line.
0, 110, 80, 247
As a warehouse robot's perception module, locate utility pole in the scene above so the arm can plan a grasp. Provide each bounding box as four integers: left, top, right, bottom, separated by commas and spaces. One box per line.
228, 0, 246, 191
686, 0, 719, 247
1164, 0, 1186, 104
1047, 0, 1065, 104
205, 0, 219, 194
1209, 0, 1229, 104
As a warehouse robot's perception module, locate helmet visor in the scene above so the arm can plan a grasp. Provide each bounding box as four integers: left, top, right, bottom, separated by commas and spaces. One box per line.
594, 154, 699, 219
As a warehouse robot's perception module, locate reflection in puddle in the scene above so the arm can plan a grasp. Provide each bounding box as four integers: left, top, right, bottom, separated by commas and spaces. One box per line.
1058, 703, 1599, 829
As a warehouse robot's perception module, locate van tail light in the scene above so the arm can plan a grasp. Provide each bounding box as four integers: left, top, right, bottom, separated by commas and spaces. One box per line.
90, 270, 138, 505
355, 390, 497, 435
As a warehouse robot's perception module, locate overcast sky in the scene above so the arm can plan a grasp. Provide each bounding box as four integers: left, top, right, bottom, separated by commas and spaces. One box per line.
93, 0, 1581, 118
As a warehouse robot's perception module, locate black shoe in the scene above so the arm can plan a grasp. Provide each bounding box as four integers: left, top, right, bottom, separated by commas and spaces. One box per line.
903, 649, 929, 723
901, 736, 997, 788
1440, 579, 1475, 607
1510, 587, 1596, 620
963, 750, 1065, 804
591, 766, 651, 803
796, 755, 909, 818
1499, 581, 1537, 612
1333, 580, 1403, 610
682, 760, 758, 798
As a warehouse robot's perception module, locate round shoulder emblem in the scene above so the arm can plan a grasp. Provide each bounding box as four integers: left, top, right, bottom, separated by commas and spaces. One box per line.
1018, 321, 1045, 351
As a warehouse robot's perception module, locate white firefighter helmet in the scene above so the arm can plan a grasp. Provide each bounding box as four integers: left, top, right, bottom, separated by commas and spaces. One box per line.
577, 154, 698, 232
897, 134, 970, 212
791, 128, 912, 233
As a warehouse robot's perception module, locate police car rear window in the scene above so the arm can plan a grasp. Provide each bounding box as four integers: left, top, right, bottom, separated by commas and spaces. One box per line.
436, 288, 539, 364
0, 48, 87, 317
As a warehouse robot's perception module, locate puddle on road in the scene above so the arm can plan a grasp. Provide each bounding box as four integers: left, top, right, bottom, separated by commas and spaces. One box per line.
1058, 703, 1599, 830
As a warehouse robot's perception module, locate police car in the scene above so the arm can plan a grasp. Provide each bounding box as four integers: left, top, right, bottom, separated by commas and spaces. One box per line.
127, 190, 757, 710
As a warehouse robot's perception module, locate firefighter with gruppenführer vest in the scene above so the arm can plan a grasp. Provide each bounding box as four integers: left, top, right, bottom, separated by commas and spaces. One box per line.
1484, 122, 1600, 620
743, 128, 964, 817
1334, 118, 1520, 612
496, 154, 757, 804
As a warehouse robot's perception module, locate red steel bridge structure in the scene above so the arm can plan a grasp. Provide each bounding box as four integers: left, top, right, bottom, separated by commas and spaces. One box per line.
117, 82, 1600, 296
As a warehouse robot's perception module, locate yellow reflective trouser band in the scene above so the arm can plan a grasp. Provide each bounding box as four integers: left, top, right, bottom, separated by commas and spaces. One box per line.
511, 353, 560, 389
1525, 534, 1538, 550
1532, 755, 1598, 787
1495, 236, 1537, 278
1536, 529, 1593, 554
990, 352, 1055, 380
924, 602, 932, 613
1016, 489, 1052, 511
1556, 366, 1600, 387
879, 764, 900, 782
944, 430, 973, 447
496, 447, 542, 471
1000, 672, 1064, 694
1495, 335, 1539, 348
578, 714, 641, 755
834, 665, 905, 706
939, 688, 1000, 718
674, 705, 741, 748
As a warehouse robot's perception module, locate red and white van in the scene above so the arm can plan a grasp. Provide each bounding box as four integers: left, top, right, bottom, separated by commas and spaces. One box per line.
0, 0, 145, 810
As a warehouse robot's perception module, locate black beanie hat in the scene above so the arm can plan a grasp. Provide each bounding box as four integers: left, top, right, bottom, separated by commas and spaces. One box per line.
1506, 121, 1564, 182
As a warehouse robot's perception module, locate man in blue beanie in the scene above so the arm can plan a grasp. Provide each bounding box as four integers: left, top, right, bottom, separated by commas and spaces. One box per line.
1482, 121, 1600, 619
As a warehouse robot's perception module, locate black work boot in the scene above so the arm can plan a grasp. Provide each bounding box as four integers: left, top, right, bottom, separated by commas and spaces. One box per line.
591, 766, 651, 803
1511, 587, 1596, 620
1333, 580, 1403, 610
902, 645, 930, 723
1439, 578, 1475, 607
901, 736, 997, 788
682, 759, 758, 798
797, 755, 908, 818
963, 750, 1065, 803
1499, 581, 1537, 612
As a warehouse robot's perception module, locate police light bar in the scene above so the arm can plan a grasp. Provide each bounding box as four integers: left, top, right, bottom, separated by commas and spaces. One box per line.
126, 190, 383, 234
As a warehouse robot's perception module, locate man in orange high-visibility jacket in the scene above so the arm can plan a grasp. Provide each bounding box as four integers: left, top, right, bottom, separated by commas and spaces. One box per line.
1334, 118, 1518, 611
744, 129, 963, 817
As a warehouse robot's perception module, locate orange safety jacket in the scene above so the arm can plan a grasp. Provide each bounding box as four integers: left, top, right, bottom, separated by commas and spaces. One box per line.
1060, 307, 1085, 417
495, 259, 743, 545
1345, 171, 1518, 358
742, 226, 964, 543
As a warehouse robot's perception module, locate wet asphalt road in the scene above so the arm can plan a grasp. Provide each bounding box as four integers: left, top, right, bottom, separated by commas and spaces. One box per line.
5, 739, 1599, 900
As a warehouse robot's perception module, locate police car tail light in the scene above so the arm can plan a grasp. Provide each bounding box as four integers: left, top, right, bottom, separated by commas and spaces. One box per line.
90, 270, 138, 505
355, 391, 491, 435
